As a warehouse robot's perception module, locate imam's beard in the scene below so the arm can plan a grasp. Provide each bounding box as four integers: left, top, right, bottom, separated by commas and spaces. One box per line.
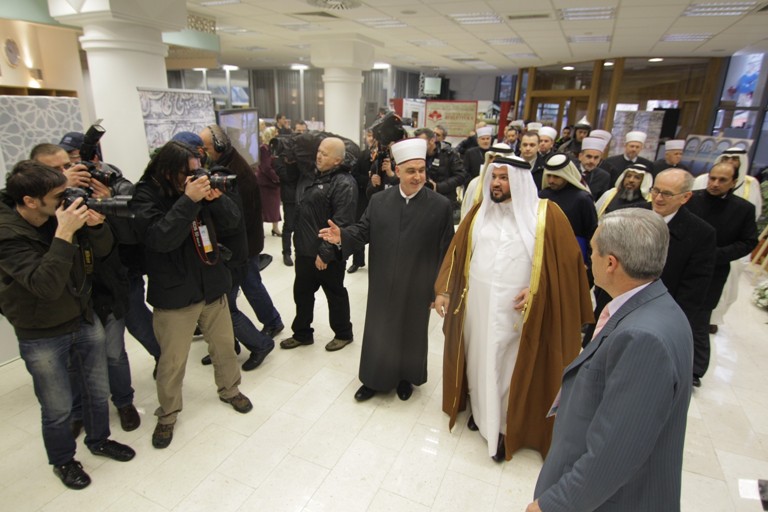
618, 187, 641, 202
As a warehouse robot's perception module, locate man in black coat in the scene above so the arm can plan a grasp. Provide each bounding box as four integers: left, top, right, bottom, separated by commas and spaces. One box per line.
685, 162, 758, 387
280, 137, 357, 352
463, 126, 494, 184
415, 127, 467, 211
650, 169, 716, 388
578, 137, 612, 202
602, 130, 655, 183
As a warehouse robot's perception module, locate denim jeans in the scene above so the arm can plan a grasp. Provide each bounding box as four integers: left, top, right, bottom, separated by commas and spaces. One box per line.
241, 255, 282, 330
18, 318, 111, 466
228, 286, 275, 354
125, 271, 161, 359
71, 313, 135, 420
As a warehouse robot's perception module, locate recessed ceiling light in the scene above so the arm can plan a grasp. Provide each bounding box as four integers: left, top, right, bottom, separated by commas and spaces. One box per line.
485, 37, 524, 45
201, 0, 241, 6
559, 7, 615, 20
409, 39, 446, 47
193, 68, 208, 72
567, 35, 611, 43
683, 2, 756, 16
373, 62, 391, 69
290, 64, 309, 70
359, 18, 407, 28
648, 57, 664, 62
562, 66, 575, 70
222, 64, 239, 71
603, 61, 614, 66
506, 53, 538, 59
662, 33, 713, 42
216, 26, 250, 33
449, 12, 502, 25
464, 60, 497, 70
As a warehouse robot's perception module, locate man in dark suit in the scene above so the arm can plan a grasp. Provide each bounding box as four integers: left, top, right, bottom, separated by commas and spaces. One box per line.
650, 169, 716, 388
529, 208, 692, 512
578, 136, 612, 202
685, 162, 757, 386
602, 130, 655, 183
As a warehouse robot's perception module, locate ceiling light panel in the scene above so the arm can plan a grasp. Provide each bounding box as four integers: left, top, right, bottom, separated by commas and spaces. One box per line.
683, 2, 756, 16
567, 35, 611, 43
408, 39, 447, 47
449, 12, 503, 25
200, 0, 241, 6
559, 7, 615, 21
358, 18, 407, 28
486, 38, 524, 45
662, 33, 713, 41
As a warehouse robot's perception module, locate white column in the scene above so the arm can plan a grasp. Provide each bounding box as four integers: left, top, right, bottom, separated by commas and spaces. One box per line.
310, 34, 380, 145
48, 0, 186, 182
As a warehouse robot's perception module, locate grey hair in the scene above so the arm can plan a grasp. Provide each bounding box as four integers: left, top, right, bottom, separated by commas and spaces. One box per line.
657, 168, 694, 193
595, 208, 669, 280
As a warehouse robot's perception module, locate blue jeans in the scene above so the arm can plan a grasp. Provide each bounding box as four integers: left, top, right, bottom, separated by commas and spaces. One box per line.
125, 271, 161, 359
71, 314, 135, 420
18, 319, 111, 466
228, 286, 275, 354
241, 255, 282, 330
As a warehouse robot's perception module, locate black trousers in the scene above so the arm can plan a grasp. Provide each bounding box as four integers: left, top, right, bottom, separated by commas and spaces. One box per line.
291, 256, 353, 342
281, 202, 297, 256
691, 308, 711, 378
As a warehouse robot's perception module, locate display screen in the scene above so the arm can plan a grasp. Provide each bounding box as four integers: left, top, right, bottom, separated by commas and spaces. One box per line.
423, 77, 442, 96
217, 108, 260, 165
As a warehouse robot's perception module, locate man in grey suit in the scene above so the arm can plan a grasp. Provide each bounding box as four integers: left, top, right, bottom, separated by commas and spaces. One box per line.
528, 208, 693, 512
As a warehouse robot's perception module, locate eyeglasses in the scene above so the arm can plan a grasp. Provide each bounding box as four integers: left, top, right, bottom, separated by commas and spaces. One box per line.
650, 187, 687, 199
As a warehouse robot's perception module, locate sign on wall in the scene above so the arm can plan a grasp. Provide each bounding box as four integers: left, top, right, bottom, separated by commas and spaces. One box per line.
609, 110, 665, 161
137, 87, 216, 151
682, 135, 753, 176
424, 100, 478, 138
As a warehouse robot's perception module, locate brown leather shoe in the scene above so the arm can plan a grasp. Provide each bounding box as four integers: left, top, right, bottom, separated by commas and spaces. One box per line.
325, 337, 353, 352
220, 392, 253, 414
280, 337, 313, 349
152, 422, 174, 449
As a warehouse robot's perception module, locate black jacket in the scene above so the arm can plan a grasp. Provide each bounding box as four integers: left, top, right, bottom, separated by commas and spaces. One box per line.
215, 147, 264, 257
425, 146, 467, 206
295, 166, 357, 262
463, 146, 488, 184
602, 154, 655, 183
582, 165, 612, 202
130, 180, 241, 309
0, 191, 113, 338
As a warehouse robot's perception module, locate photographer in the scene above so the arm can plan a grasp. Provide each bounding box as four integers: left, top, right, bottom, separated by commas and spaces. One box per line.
131, 141, 253, 450
414, 127, 467, 214
31, 142, 142, 434
365, 113, 407, 199
0, 161, 135, 489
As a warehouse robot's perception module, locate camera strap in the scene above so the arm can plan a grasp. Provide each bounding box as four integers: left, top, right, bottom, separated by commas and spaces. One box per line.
191, 209, 219, 266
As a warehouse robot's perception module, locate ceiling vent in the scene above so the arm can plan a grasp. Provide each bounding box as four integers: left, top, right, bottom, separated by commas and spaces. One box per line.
507, 13, 551, 21
305, 0, 362, 10
295, 11, 341, 19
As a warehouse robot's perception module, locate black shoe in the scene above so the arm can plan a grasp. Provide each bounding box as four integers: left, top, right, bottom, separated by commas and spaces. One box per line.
258, 254, 272, 271
242, 346, 273, 371
152, 422, 174, 449
194, 326, 203, 337
283, 254, 294, 267
70, 419, 83, 439
53, 460, 91, 490
201, 355, 212, 365
492, 434, 506, 462
709, 324, 718, 334
692, 376, 702, 388
396, 380, 413, 401
118, 404, 141, 432
152, 359, 159, 380
354, 385, 376, 402
467, 415, 478, 431
347, 263, 364, 274
262, 322, 285, 338
220, 392, 253, 413
90, 440, 136, 462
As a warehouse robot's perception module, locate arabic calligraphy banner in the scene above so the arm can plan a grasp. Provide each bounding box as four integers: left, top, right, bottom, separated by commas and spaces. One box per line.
424, 100, 478, 137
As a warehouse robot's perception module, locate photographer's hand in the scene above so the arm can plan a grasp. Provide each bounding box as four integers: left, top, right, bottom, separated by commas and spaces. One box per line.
89, 179, 112, 199
85, 210, 106, 227
64, 164, 91, 188
382, 158, 394, 177
318, 219, 341, 245
184, 176, 211, 202
54, 197, 88, 242
315, 255, 327, 271
371, 174, 381, 187
205, 189, 223, 201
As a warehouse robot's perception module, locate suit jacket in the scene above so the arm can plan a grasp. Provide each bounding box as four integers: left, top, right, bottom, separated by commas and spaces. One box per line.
535, 280, 692, 512
661, 207, 716, 320
603, 154, 655, 183
582, 166, 611, 202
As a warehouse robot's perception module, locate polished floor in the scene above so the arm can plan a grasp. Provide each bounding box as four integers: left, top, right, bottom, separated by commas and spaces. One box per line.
1, 232, 767, 512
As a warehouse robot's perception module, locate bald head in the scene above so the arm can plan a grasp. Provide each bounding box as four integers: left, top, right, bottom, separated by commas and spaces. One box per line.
316, 137, 345, 172
651, 169, 693, 217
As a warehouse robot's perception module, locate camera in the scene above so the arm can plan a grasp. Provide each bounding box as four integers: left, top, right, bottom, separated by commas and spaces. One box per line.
75, 160, 119, 188
192, 168, 237, 192
80, 122, 105, 163
369, 112, 406, 174
61, 187, 134, 218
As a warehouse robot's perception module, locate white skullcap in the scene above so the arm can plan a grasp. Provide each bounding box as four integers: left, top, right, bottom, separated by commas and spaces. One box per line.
391, 138, 427, 165
625, 131, 647, 144
665, 140, 685, 151
590, 129, 612, 142
527, 122, 543, 132
476, 126, 493, 137
581, 137, 607, 153
539, 127, 557, 140
511, 119, 525, 128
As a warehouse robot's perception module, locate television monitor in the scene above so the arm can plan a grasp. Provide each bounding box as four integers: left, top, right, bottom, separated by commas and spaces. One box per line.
423, 77, 442, 96
216, 108, 260, 165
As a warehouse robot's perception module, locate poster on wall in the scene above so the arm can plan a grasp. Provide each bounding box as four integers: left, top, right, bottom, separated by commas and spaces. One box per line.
682, 135, 753, 176
137, 88, 216, 151
721, 53, 768, 108
402, 99, 426, 128
609, 110, 665, 161
424, 100, 478, 138
0, 95, 83, 178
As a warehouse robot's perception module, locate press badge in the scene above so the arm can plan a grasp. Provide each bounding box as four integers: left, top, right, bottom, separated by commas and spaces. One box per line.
199, 225, 214, 253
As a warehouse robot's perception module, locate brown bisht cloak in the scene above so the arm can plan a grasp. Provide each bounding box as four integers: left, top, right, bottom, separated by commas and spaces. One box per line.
435, 199, 594, 460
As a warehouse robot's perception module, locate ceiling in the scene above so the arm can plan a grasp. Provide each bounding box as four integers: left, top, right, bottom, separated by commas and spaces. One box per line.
184, 0, 768, 72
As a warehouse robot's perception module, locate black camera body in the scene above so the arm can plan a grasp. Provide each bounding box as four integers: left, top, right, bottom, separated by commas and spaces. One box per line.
80, 123, 105, 163
61, 187, 134, 218
192, 168, 237, 192
76, 160, 119, 188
